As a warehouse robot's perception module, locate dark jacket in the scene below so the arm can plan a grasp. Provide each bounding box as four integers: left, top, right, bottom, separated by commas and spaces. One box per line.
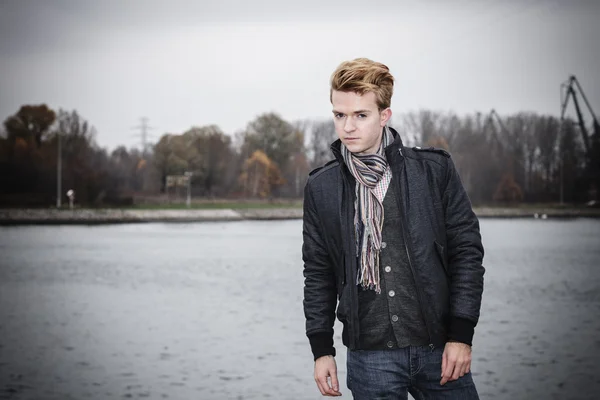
302, 128, 485, 360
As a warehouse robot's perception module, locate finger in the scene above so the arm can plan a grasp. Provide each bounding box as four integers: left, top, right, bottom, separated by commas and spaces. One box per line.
318, 379, 334, 397
330, 370, 340, 393
315, 377, 326, 396
315, 374, 331, 397
441, 351, 447, 378
451, 361, 462, 380
315, 378, 325, 396
318, 376, 336, 396
440, 357, 456, 385
458, 360, 469, 377
463, 360, 471, 376
440, 364, 454, 385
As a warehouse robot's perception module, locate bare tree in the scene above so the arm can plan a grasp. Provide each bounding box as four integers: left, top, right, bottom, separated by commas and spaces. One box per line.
304, 119, 337, 169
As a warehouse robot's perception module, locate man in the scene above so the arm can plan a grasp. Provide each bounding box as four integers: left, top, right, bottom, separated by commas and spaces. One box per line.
302, 58, 485, 399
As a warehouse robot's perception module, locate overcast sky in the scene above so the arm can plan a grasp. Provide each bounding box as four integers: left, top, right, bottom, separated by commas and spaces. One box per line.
1, 0, 599, 151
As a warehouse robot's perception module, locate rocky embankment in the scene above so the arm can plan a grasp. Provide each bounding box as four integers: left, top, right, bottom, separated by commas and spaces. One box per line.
0, 207, 598, 225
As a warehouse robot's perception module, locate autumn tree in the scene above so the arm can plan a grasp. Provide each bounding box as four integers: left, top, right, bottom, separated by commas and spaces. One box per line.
4, 104, 56, 149
0, 104, 58, 202
182, 125, 233, 197
241, 113, 304, 197
242, 113, 298, 168
238, 150, 285, 198
493, 173, 524, 203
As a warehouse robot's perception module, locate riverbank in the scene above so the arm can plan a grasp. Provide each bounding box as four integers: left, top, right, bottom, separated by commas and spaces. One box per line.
1, 206, 600, 225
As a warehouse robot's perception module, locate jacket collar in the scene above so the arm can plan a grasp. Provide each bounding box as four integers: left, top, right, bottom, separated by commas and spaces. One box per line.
330, 126, 405, 165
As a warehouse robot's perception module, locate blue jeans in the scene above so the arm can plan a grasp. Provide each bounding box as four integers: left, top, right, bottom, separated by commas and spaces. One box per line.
347, 345, 479, 400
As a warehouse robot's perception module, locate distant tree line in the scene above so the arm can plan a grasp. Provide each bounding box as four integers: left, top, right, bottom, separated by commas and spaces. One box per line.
398, 110, 599, 205
0, 104, 598, 207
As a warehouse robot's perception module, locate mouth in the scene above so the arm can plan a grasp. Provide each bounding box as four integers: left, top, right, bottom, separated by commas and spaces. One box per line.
345, 137, 359, 141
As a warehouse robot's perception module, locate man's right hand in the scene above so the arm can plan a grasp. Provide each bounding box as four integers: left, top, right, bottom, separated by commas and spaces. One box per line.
314, 355, 342, 396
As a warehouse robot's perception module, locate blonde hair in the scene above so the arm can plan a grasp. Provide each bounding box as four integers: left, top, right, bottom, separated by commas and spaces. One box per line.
330, 58, 395, 110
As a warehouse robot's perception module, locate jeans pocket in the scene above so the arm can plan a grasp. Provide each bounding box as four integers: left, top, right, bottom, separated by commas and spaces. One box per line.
420, 346, 476, 389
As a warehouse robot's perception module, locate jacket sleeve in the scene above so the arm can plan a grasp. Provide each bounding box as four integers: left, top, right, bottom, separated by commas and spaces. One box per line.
302, 180, 338, 360
442, 156, 485, 346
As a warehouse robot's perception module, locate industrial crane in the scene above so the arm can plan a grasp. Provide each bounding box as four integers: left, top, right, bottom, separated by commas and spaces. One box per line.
560, 75, 600, 203
487, 109, 510, 147
560, 75, 599, 162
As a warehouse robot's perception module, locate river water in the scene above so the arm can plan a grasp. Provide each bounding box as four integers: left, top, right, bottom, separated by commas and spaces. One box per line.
0, 219, 599, 400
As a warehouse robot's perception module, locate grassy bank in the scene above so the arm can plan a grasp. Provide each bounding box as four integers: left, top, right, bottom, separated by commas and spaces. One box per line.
130, 201, 303, 210
1, 201, 600, 226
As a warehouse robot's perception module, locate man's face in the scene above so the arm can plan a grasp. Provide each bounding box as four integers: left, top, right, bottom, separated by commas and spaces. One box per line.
331, 90, 392, 155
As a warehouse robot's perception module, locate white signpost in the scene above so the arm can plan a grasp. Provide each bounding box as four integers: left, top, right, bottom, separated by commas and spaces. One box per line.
166, 173, 193, 207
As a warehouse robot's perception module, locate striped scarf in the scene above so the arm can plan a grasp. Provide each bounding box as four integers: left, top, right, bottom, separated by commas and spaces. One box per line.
341, 126, 393, 294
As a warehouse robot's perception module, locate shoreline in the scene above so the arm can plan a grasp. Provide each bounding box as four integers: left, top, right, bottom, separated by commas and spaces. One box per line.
1, 207, 600, 225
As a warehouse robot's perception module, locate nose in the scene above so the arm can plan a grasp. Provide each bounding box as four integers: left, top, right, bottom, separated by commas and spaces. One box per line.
343, 117, 355, 133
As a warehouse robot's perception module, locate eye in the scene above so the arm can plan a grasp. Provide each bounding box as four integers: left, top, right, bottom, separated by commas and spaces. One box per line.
357, 114, 367, 118
334, 113, 345, 119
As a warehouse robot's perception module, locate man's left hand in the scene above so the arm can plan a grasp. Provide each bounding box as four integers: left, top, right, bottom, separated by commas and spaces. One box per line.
440, 341, 472, 385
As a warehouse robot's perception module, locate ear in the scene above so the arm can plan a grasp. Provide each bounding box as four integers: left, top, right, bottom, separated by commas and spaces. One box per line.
380, 108, 392, 127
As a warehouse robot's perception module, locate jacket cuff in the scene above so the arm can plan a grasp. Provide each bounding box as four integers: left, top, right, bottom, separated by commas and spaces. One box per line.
447, 317, 475, 346
308, 332, 336, 361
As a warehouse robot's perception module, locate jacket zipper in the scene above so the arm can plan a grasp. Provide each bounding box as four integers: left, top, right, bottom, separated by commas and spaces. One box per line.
392, 149, 435, 350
